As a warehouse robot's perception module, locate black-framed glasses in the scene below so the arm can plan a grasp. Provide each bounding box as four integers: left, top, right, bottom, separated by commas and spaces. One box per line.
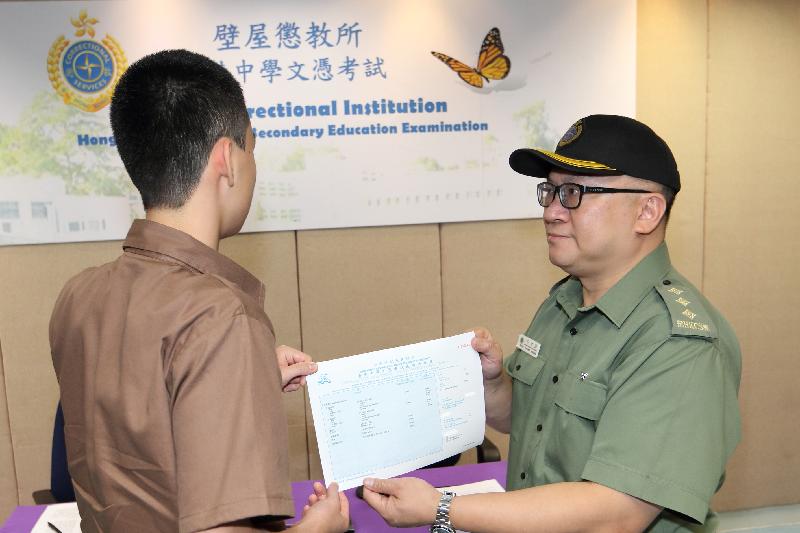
537, 182, 652, 209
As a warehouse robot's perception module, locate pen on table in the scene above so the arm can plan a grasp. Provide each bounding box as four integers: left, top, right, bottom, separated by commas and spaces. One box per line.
47, 522, 64, 533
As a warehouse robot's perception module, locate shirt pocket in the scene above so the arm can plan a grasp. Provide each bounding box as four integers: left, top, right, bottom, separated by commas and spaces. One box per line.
554, 372, 608, 421
507, 350, 546, 386
543, 372, 608, 482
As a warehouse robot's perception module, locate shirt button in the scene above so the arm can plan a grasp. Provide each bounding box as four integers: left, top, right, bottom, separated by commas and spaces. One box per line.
552, 375, 559, 383
536, 424, 543, 431
569, 327, 578, 336
520, 472, 526, 480
663, 280, 672, 285
515, 364, 521, 370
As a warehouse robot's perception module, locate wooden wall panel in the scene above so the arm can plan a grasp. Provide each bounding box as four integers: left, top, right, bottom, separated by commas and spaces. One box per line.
704, 0, 800, 510
637, 0, 708, 286
297, 225, 443, 358
297, 225, 443, 478
220, 231, 307, 481
0, 241, 120, 505
440, 219, 564, 458
0, 340, 20, 521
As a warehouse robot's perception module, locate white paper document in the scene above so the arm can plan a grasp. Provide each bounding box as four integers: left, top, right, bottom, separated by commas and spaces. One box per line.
32, 502, 81, 533
437, 478, 505, 495
308, 332, 485, 490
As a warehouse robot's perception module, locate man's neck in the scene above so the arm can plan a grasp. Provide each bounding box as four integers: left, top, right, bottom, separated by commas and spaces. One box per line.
579, 240, 662, 307
146, 204, 220, 250
580, 270, 631, 308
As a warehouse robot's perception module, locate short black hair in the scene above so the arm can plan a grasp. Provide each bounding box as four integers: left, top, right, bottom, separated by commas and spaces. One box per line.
110, 49, 249, 209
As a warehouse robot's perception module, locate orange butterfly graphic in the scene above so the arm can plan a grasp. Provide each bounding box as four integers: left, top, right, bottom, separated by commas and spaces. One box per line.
431, 27, 511, 88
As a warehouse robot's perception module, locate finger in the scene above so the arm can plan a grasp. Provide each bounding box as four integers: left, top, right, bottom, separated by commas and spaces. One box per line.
313, 481, 326, 496
325, 482, 340, 498
471, 336, 497, 355
472, 327, 492, 341
283, 379, 305, 392
276, 345, 313, 365
472, 334, 503, 359
339, 491, 350, 518
281, 362, 318, 386
284, 375, 303, 388
361, 483, 388, 511
283, 380, 303, 392
362, 477, 400, 496
307, 493, 318, 505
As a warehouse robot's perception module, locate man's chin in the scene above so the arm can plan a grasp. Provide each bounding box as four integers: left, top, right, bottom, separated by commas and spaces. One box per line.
548, 251, 574, 273
548, 252, 566, 268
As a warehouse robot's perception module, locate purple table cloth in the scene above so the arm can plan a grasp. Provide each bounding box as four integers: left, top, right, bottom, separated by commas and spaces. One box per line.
289, 461, 507, 532
2, 461, 507, 532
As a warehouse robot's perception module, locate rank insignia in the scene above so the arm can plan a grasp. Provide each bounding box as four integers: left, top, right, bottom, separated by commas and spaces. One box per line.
47, 9, 127, 112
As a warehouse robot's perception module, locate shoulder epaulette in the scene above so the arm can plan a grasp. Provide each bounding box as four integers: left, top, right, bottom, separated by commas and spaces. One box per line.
655, 279, 718, 339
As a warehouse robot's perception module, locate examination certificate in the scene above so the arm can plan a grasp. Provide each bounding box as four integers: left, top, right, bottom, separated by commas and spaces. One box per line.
308, 332, 485, 490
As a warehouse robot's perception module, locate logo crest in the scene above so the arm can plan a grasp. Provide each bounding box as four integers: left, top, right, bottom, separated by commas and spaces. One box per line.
557, 119, 583, 147
47, 9, 127, 112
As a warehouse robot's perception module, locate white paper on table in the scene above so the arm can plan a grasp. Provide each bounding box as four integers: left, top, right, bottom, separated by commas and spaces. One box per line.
31, 502, 81, 533
308, 332, 485, 490
437, 478, 505, 495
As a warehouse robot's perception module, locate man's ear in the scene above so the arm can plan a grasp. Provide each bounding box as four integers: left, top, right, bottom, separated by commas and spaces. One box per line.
634, 193, 666, 235
207, 137, 236, 188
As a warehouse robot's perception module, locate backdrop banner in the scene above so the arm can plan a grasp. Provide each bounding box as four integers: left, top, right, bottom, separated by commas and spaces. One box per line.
0, 0, 635, 245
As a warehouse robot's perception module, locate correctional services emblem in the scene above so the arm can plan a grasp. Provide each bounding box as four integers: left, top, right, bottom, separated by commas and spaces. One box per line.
557, 119, 583, 147
47, 9, 127, 112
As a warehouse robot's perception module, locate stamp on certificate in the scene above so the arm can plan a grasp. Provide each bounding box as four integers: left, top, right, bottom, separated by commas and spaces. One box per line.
516, 334, 541, 358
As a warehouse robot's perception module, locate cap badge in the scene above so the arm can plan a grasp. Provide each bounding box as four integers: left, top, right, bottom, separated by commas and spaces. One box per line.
557, 119, 583, 147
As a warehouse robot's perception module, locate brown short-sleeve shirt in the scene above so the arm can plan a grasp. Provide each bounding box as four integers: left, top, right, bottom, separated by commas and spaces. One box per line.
50, 219, 294, 533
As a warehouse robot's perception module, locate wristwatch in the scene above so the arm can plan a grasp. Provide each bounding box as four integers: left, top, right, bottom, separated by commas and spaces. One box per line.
430, 490, 456, 533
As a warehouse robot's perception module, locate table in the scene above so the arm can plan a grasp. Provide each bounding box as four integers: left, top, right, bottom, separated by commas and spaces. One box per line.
2, 461, 507, 532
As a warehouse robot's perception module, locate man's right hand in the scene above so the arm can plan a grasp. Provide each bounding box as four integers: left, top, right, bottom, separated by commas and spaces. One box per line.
472, 327, 513, 433
295, 481, 350, 533
472, 327, 504, 383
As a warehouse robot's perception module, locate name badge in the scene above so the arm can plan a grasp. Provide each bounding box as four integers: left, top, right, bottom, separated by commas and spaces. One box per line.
516, 334, 541, 358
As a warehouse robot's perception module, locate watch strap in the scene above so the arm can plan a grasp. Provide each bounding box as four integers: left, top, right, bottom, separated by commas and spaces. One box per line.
431, 490, 456, 532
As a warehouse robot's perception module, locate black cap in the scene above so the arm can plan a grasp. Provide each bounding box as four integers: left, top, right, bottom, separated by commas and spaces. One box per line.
509, 114, 680, 192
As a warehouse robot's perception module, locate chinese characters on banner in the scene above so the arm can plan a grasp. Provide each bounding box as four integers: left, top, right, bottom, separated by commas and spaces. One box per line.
213, 21, 386, 84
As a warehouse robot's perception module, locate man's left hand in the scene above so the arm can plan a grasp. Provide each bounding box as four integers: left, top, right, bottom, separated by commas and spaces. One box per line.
275, 345, 317, 392
361, 477, 440, 528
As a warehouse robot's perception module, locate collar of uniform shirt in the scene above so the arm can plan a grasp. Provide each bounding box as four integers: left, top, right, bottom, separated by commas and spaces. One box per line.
122, 218, 265, 301
555, 242, 672, 328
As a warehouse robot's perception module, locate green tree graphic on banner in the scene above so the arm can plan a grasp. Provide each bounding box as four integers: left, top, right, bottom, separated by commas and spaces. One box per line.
0, 91, 133, 197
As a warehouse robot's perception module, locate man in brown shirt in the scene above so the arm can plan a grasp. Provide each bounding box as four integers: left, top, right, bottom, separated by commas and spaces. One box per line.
50, 50, 348, 533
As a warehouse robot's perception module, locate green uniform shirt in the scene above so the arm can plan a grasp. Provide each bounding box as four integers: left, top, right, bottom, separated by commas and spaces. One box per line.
505, 243, 741, 531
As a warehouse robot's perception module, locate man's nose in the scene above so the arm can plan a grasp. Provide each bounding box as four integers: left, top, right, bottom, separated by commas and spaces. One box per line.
543, 197, 569, 223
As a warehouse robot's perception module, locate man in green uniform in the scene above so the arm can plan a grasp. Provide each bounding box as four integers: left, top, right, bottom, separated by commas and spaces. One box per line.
363, 115, 742, 533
